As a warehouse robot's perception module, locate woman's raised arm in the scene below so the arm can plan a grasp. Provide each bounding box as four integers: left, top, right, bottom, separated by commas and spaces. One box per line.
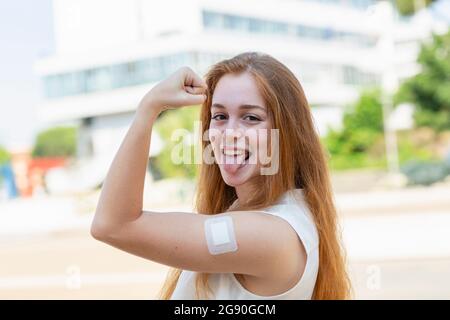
90, 67, 208, 236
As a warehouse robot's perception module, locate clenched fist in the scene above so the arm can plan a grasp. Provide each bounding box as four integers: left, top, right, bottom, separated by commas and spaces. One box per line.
140, 67, 208, 114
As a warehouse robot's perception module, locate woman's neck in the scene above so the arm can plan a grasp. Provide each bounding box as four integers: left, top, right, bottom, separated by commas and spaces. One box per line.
234, 177, 261, 205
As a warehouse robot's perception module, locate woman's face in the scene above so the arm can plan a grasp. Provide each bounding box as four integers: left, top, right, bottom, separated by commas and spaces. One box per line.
208, 72, 272, 187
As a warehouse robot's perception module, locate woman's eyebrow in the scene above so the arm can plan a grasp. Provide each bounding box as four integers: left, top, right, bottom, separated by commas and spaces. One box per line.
212, 103, 266, 112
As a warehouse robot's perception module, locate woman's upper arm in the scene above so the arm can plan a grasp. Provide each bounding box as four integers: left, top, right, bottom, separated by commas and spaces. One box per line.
93, 210, 305, 278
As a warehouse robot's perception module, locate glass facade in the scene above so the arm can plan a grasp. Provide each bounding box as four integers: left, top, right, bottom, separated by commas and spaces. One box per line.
43, 53, 196, 99
304, 0, 375, 10
202, 10, 378, 47
43, 51, 378, 99
285, 59, 379, 86
342, 65, 380, 86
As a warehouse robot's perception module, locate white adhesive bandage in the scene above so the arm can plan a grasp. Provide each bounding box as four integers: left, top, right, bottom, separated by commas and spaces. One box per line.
204, 216, 238, 255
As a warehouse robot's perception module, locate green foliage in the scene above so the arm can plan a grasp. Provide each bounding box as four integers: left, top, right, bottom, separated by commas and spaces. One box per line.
0, 146, 11, 184
32, 126, 77, 158
396, 30, 450, 131
343, 90, 384, 133
414, 109, 450, 132
324, 89, 386, 170
397, 137, 435, 163
153, 106, 201, 179
326, 152, 386, 171
395, 0, 436, 16
0, 146, 10, 165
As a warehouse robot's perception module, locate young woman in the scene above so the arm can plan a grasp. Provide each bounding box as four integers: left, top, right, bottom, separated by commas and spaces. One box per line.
91, 52, 351, 299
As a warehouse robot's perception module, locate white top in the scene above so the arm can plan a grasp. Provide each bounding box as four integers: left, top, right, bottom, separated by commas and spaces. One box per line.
170, 188, 320, 300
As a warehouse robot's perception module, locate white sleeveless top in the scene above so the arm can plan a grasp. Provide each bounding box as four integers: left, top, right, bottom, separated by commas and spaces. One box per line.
170, 189, 320, 300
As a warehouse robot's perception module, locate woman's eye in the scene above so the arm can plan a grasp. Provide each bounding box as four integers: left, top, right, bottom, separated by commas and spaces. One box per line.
243, 115, 261, 122
212, 114, 227, 121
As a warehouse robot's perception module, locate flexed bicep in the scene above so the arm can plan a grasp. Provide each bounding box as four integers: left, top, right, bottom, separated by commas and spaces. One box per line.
94, 210, 304, 278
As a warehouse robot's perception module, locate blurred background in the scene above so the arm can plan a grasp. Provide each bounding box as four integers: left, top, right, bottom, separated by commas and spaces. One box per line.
1, 0, 450, 299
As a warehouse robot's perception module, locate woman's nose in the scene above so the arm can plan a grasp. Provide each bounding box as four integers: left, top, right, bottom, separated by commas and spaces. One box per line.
223, 127, 244, 144
224, 117, 245, 131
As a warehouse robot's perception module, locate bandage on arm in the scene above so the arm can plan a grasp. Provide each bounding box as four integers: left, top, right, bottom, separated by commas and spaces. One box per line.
204, 216, 238, 255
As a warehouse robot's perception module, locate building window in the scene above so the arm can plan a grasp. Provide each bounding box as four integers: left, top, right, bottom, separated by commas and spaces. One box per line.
201, 10, 377, 47
42, 52, 198, 99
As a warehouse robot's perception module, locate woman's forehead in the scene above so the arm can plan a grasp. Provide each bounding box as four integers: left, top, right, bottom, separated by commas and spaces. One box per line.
211, 73, 265, 110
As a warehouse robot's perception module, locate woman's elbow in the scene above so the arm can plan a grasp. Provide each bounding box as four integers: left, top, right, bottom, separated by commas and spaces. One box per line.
90, 218, 112, 241
90, 216, 126, 245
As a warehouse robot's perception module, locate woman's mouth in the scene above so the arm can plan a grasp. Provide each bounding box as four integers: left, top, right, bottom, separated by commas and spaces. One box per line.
221, 147, 251, 174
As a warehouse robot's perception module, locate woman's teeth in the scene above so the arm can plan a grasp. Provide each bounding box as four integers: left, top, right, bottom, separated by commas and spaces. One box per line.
222, 149, 251, 161
223, 149, 246, 156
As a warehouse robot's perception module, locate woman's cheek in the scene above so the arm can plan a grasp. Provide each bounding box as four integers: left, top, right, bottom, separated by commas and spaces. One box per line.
246, 129, 263, 153
208, 128, 222, 156
255, 128, 271, 165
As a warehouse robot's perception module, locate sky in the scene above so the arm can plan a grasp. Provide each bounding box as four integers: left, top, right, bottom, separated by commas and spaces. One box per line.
0, 0, 54, 151
0, 0, 449, 152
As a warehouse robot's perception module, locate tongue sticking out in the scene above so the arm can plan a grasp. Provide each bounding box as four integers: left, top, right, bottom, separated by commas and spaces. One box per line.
223, 154, 246, 174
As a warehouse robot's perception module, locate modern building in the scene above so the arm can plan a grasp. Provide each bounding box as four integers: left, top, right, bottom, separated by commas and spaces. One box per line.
34, 0, 447, 177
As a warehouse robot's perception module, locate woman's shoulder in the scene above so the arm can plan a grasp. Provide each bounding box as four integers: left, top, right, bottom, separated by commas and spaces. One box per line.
259, 188, 319, 254
268, 189, 313, 221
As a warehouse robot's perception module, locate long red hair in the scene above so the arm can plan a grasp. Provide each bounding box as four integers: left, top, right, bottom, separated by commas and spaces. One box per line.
159, 52, 351, 299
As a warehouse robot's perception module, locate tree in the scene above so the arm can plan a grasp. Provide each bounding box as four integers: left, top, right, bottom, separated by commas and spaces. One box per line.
394, 0, 437, 16
153, 106, 201, 179
395, 30, 450, 131
324, 89, 386, 169
32, 126, 77, 158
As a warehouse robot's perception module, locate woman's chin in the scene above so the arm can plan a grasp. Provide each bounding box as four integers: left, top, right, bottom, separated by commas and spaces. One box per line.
219, 164, 257, 187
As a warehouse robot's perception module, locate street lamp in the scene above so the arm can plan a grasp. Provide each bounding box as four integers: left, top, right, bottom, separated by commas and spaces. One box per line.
380, 0, 400, 175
